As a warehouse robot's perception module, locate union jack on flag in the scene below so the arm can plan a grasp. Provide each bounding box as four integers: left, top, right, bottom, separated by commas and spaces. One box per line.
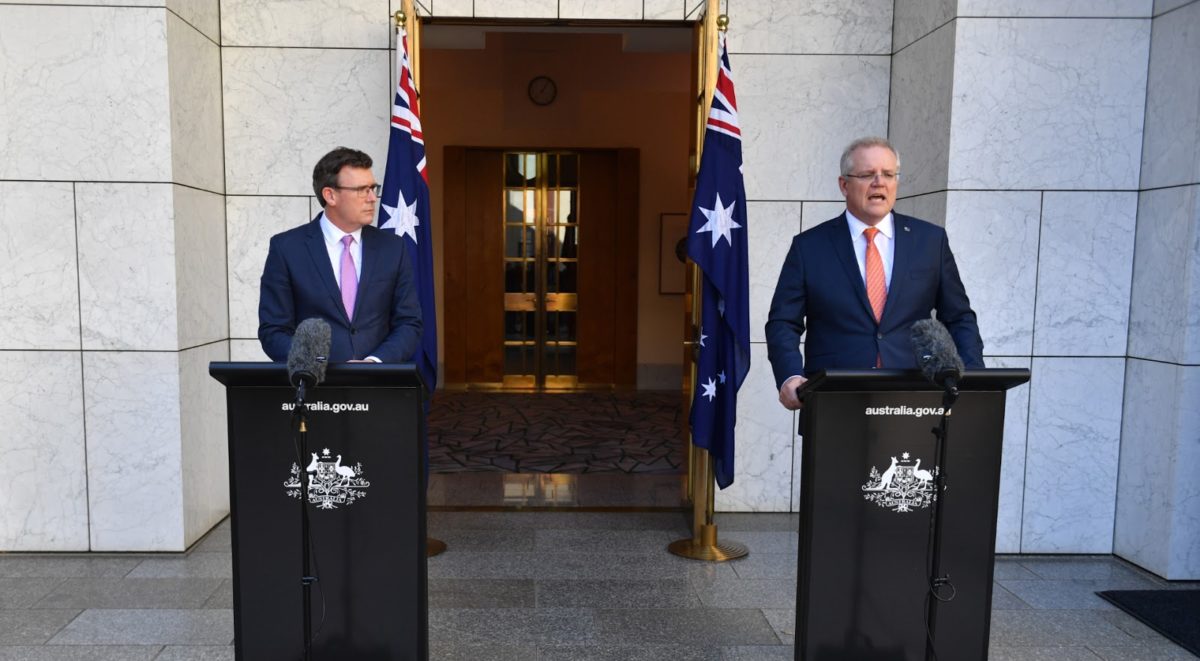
685, 31, 750, 489
379, 26, 437, 393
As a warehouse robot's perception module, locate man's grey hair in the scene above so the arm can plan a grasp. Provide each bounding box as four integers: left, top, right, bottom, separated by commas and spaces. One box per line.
840, 137, 901, 176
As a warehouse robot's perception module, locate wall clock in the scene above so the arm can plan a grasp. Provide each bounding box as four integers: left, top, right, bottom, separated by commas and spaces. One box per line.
527, 75, 557, 106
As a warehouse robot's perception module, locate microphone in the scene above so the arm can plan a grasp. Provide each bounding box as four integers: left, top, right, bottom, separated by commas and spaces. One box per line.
287, 318, 331, 399
910, 318, 964, 396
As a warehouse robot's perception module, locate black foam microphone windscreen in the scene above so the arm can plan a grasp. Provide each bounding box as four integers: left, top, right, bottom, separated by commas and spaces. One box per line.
287, 318, 331, 388
910, 318, 964, 388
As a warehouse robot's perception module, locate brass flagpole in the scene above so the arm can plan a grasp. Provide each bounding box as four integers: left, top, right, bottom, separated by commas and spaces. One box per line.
668, 6, 748, 563
393, 4, 447, 559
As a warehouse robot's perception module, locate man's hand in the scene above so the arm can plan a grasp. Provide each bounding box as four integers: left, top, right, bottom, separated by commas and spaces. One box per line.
778, 375, 807, 410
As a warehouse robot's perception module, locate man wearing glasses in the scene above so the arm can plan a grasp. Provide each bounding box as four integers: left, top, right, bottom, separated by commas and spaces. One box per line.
258, 147, 422, 363
766, 136, 984, 410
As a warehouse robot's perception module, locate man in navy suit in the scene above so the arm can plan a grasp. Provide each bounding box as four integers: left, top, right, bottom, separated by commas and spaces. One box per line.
766, 137, 984, 410
259, 147, 422, 363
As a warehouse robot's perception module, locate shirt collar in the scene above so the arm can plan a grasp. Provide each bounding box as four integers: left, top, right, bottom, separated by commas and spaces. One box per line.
318, 212, 362, 245
845, 209, 894, 240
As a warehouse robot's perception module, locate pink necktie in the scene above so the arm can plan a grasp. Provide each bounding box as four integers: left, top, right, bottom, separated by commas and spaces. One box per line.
340, 235, 357, 321
864, 227, 887, 367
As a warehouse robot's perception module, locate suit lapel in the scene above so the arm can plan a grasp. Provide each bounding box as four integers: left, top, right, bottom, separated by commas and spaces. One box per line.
303, 217, 350, 323
356, 226, 380, 310
881, 214, 912, 326
829, 214, 876, 322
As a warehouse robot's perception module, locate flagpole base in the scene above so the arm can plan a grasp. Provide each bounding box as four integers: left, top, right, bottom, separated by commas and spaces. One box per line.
427, 537, 447, 557
667, 524, 748, 562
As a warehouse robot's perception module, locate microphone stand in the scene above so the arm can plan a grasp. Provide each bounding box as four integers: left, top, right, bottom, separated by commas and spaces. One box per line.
294, 380, 316, 661
924, 380, 959, 661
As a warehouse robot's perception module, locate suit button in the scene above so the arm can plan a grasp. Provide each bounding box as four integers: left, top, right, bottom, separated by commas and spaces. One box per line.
877, 333, 883, 340
351, 328, 358, 335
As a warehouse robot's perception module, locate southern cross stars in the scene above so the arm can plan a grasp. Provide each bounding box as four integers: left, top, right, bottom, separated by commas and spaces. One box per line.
695, 192, 742, 248
701, 377, 718, 402
381, 189, 420, 242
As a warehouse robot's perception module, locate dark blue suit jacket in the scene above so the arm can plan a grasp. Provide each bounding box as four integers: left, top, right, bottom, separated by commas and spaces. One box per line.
765, 213, 984, 389
258, 217, 422, 363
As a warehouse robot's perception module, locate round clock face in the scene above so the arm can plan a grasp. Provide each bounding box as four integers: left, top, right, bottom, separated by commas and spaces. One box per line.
527, 76, 557, 106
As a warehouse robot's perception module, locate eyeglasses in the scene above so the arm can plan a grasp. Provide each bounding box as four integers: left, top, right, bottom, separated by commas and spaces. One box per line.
332, 183, 382, 197
844, 171, 899, 182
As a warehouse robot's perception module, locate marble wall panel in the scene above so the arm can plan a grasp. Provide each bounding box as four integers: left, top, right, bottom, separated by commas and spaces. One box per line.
180, 342, 230, 547
84, 351, 185, 551
726, 0, 891, 55
559, 0, 642, 19
948, 18, 1150, 191
1140, 0, 1200, 190
427, 0, 474, 17
644, 0, 686, 20
1128, 184, 1200, 364
0, 5, 171, 182
227, 196, 312, 340
943, 191, 1041, 356
892, 0, 956, 52
221, 0, 390, 48
894, 191, 948, 228
957, 0, 1152, 17
76, 183, 179, 351
167, 0, 220, 43
748, 202, 803, 343
167, 12, 224, 193
1155, 0, 1196, 15
472, 0, 558, 18
989, 356, 1032, 554
889, 22, 954, 198
223, 47, 390, 196
738, 55, 890, 201
0, 352, 89, 551
1022, 357, 1125, 553
0, 182, 80, 350
231, 339, 273, 361
801, 201, 846, 232
716, 344, 795, 512
173, 186, 229, 349
1115, 359, 1200, 579
1034, 192, 1137, 356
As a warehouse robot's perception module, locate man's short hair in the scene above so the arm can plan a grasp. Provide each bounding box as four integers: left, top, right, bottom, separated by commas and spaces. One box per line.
840, 137, 901, 176
313, 147, 373, 208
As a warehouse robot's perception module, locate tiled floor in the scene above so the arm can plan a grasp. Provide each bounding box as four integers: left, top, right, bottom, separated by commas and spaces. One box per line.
1, 512, 1196, 660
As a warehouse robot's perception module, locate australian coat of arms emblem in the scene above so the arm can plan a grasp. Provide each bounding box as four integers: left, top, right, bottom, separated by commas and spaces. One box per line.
284, 448, 370, 510
861, 451, 937, 513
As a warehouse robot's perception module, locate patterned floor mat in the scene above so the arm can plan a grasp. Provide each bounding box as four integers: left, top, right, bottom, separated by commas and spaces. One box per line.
428, 391, 686, 474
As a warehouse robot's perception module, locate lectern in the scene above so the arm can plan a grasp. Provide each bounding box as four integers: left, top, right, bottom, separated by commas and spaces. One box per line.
209, 362, 428, 661
794, 369, 1029, 661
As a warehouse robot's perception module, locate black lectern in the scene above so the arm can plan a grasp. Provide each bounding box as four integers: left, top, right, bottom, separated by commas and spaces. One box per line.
209, 362, 428, 661
794, 369, 1029, 661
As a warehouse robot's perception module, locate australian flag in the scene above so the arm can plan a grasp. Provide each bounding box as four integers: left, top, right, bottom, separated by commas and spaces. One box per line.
379, 27, 437, 393
686, 32, 750, 489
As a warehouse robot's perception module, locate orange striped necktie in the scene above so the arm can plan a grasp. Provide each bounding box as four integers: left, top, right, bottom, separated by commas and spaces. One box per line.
864, 227, 887, 322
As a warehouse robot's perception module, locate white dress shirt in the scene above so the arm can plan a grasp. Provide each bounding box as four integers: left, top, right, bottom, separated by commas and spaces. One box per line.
318, 212, 363, 285
845, 209, 895, 289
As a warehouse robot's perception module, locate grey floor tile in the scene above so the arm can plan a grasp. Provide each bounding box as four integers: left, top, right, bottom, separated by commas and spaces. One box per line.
721, 646, 795, 660
987, 646, 1103, 660
534, 528, 679, 554
430, 511, 687, 532
0, 557, 141, 579
538, 644, 721, 660
1019, 556, 1153, 581
1087, 641, 1198, 660
726, 553, 796, 579
994, 556, 1041, 580
992, 583, 1033, 610
759, 608, 795, 645
0, 579, 64, 609
430, 578, 535, 608
201, 580, 232, 609
427, 641, 536, 661
126, 554, 231, 579
0, 646, 161, 660
713, 531, 797, 555
712, 513, 798, 531
537, 579, 700, 609
190, 528, 230, 555
594, 608, 780, 646
432, 528, 535, 552
430, 607, 598, 646
691, 577, 795, 609
153, 646, 236, 661
988, 609, 1139, 647
33, 578, 224, 610
47, 609, 232, 646
0, 611, 79, 645
999, 579, 1120, 610
429, 550, 701, 581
